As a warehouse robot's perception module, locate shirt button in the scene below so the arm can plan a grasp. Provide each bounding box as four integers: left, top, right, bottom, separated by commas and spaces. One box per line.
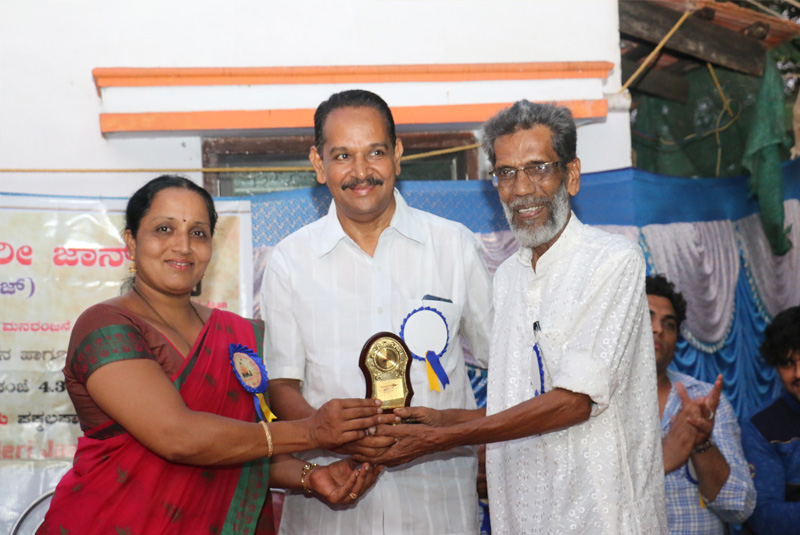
376, 265, 382, 271
377, 306, 383, 313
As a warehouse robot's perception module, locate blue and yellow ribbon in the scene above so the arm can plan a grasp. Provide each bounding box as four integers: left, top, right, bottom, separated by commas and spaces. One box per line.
424, 349, 450, 392
400, 306, 451, 392
228, 343, 277, 422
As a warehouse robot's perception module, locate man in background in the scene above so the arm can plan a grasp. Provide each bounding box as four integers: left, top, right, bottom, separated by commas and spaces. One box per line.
742, 305, 800, 534
647, 274, 755, 534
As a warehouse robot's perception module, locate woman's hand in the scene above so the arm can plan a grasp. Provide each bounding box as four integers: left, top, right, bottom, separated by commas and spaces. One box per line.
307, 459, 383, 505
309, 398, 398, 450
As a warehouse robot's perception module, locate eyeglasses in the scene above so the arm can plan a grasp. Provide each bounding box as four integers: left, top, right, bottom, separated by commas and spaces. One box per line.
490, 161, 561, 188
778, 356, 800, 369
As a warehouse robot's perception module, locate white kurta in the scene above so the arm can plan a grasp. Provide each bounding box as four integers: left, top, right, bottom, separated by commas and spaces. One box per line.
486, 214, 667, 534
261, 190, 493, 535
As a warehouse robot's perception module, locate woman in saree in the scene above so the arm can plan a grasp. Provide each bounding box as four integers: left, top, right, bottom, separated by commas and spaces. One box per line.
38, 175, 392, 535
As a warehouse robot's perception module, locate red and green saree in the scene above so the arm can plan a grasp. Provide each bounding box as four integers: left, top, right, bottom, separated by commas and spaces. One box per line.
38, 303, 274, 535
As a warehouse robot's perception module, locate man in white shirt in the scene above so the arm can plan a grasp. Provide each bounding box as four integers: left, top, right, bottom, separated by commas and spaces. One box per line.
260, 89, 493, 535
372, 100, 668, 534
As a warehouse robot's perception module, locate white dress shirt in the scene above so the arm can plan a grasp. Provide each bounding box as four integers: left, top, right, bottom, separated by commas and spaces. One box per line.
261, 190, 493, 535
486, 214, 668, 534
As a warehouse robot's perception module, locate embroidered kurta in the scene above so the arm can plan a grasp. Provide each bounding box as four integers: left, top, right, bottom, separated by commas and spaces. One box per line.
261, 190, 493, 535
486, 214, 667, 534
662, 371, 755, 534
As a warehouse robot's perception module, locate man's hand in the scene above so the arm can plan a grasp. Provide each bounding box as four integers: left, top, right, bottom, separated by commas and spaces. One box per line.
663, 376, 724, 475
354, 422, 444, 466
675, 376, 730, 501
346, 406, 483, 463
332, 435, 396, 459
392, 406, 448, 426
392, 406, 484, 427
676, 374, 723, 446
308, 398, 399, 451
662, 402, 699, 473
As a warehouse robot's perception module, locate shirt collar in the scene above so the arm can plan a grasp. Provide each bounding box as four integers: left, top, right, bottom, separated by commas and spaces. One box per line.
515, 211, 582, 270
662, 370, 685, 427
312, 189, 425, 257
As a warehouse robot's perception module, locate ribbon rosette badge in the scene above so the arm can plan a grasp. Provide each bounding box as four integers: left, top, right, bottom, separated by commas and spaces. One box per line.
229, 343, 276, 422
400, 307, 450, 392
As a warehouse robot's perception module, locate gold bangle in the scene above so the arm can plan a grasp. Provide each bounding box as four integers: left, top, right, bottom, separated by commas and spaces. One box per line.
259, 421, 273, 457
300, 462, 319, 495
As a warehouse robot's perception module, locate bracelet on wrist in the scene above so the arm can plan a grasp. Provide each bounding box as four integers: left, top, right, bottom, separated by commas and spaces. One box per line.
300, 462, 319, 495
692, 439, 714, 454
259, 421, 273, 457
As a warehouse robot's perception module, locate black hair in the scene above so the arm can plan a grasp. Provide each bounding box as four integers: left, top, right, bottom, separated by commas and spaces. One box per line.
645, 274, 687, 328
125, 175, 217, 238
313, 89, 396, 153
761, 306, 800, 367
481, 100, 577, 167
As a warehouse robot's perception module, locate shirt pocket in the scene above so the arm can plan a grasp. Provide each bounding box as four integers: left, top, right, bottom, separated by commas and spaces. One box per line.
535, 326, 564, 389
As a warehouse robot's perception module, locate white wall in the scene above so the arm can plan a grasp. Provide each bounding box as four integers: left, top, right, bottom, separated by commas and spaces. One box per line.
0, 0, 626, 197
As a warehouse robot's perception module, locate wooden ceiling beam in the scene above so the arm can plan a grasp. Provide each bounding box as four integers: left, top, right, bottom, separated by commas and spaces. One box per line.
661, 56, 703, 76
621, 57, 690, 103
619, 0, 766, 76
621, 39, 657, 63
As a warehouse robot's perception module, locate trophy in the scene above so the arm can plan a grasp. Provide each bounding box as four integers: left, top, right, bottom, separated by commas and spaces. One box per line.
359, 332, 414, 412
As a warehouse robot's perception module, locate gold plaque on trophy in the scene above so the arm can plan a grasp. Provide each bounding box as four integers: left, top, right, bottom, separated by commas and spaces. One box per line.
359, 332, 414, 412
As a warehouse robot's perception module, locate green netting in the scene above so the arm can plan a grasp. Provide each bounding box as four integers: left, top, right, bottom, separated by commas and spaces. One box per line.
632, 41, 800, 254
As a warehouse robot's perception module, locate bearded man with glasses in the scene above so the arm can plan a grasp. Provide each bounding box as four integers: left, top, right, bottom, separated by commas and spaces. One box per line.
371, 101, 667, 534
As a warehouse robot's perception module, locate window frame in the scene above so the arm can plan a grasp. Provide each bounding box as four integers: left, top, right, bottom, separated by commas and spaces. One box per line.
202, 131, 480, 195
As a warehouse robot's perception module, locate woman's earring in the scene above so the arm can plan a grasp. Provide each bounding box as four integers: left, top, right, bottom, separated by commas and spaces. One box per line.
191, 280, 202, 297
128, 255, 136, 274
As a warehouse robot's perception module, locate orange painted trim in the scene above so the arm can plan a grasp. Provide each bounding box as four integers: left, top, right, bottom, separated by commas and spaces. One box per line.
92, 62, 614, 94
99, 100, 608, 135
393, 101, 608, 126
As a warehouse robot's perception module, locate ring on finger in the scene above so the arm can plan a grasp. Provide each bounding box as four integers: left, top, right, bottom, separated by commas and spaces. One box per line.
707, 410, 715, 421
349, 492, 358, 500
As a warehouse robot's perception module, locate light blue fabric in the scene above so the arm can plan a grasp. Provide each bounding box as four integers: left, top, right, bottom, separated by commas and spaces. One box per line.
245, 159, 800, 247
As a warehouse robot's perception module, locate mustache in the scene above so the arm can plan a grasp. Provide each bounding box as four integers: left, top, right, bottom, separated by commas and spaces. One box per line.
507, 194, 551, 210
341, 177, 384, 191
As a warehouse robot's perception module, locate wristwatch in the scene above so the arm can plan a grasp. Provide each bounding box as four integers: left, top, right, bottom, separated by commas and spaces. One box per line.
692, 439, 714, 454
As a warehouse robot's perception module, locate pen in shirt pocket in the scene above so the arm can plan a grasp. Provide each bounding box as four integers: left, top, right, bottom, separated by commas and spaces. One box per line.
532, 321, 546, 395
422, 294, 452, 303
532, 321, 543, 357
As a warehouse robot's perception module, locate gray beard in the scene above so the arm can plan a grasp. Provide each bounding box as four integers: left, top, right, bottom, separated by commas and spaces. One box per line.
501, 180, 570, 249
